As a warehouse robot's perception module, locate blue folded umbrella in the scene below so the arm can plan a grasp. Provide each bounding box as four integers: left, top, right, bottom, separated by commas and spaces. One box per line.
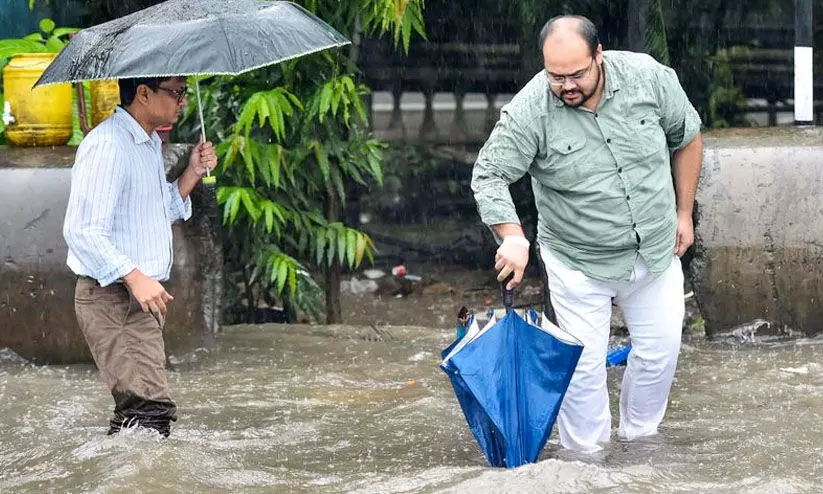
441, 308, 583, 468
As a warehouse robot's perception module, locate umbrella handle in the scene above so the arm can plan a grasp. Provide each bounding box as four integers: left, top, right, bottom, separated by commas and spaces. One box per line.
194, 76, 212, 182
500, 273, 514, 313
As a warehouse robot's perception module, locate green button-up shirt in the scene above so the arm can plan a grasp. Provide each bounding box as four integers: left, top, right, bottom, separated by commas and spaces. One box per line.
472, 50, 701, 282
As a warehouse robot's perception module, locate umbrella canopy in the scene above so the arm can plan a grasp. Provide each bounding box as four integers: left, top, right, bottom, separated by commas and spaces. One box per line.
441, 308, 583, 468
34, 0, 350, 86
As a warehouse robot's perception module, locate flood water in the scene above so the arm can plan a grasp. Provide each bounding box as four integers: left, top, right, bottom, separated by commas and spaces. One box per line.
2, 323, 823, 493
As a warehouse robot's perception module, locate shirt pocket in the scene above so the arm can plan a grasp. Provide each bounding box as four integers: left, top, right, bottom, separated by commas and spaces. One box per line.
543, 136, 588, 189
629, 111, 665, 159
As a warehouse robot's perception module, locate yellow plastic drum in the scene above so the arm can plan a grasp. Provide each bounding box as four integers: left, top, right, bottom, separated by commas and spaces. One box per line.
90, 80, 120, 127
2, 53, 72, 147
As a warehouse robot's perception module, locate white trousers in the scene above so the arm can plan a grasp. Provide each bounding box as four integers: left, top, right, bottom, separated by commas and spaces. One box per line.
540, 248, 684, 452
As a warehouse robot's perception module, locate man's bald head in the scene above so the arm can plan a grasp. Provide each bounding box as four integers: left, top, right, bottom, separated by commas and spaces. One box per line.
540, 15, 604, 109
538, 15, 599, 56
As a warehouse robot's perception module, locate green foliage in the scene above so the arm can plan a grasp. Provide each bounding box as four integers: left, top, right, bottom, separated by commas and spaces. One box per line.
644, 0, 669, 66
178, 0, 424, 323
68, 82, 92, 146
251, 247, 305, 297
235, 88, 301, 140
211, 68, 385, 309
0, 17, 77, 59
360, 0, 427, 53
313, 222, 375, 269
704, 46, 752, 128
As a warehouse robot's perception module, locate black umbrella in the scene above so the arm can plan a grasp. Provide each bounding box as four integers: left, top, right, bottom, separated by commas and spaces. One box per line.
34, 0, 350, 177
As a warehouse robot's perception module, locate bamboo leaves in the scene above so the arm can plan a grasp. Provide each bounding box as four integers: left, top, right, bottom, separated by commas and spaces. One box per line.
193, 0, 425, 322
236, 88, 301, 141
308, 75, 367, 126
314, 223, 376, 269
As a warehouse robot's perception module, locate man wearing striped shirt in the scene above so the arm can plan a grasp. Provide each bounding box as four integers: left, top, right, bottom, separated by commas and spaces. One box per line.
63, 76, 216, 437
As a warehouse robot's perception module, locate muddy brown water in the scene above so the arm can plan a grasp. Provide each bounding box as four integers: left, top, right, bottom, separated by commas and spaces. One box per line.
2, 318, 823, 493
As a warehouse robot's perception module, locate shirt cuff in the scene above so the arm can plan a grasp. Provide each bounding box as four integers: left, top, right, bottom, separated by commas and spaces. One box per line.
97, 258, 137, 287
672, 105, 702, 151
478, 203, 522, 245
477, 197, 521, 227
171, 179, 193, 221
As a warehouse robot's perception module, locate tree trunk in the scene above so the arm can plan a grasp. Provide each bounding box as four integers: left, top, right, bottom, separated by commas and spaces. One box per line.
243, 266, 256, 324
626, 0, 670, 64
282, 294, 298, 324
324, 191, 342, 324
346, 14, 362, 73
626, 0, 649, 53
709, 0, 730, 54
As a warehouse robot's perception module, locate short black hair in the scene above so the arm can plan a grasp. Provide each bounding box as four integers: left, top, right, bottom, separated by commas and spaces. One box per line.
538, 15, 599, 55
118, 77, 174, 106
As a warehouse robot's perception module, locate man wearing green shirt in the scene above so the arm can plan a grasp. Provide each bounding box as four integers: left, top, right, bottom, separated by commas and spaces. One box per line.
471, 15, 703, 452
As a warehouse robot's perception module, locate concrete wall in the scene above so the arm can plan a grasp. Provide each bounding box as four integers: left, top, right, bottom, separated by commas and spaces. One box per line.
4, 127, 823, 355
0, 145, 223, 364
692, 127, 823, 336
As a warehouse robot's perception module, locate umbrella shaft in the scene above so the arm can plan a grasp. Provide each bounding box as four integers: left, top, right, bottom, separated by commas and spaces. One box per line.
194, 76, 209, 178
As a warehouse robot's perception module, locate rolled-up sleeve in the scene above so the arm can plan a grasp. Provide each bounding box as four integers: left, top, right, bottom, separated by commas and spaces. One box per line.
471, 109, 537, 227
655, 66, 702, 151
168, 179, 192, 222
63, 139, 135, 286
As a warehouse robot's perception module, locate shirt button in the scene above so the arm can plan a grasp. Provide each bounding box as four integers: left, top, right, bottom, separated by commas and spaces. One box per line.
617, 167, 623, 173
606, 138, 612, 144
595, 113, 599, 118
626, 195, 631, 200
632, 223, 637, 228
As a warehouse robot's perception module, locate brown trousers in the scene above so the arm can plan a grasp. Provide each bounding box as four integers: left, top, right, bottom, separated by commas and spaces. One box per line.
74, 276, 177, 436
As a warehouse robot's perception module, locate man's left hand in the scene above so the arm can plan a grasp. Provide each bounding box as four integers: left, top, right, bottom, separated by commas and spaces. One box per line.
187, 140, 218, 177
674, 211, 694, 257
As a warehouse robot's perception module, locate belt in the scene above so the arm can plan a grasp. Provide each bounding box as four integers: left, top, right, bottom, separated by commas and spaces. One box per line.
76, 275, 104, 286
77, 276, 131, 290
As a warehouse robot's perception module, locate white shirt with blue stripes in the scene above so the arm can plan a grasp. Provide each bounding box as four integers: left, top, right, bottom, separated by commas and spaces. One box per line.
63, 107, 192, 287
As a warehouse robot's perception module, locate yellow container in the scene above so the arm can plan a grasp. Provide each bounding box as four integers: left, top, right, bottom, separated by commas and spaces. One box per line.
2, 53, 73, 147
90, 80, 120, 127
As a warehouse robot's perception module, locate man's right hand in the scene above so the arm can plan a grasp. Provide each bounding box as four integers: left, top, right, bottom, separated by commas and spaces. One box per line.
494, 235, 530, 290
123, 269, 173, 315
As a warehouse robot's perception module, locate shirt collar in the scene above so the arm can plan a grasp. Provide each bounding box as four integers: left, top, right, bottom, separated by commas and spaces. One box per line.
114, 106, 159, 145
602, 52, 621, 100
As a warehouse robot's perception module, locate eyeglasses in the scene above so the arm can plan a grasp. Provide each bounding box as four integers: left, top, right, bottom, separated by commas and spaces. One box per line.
155, 86, 188, 104
546, 58, 595, 87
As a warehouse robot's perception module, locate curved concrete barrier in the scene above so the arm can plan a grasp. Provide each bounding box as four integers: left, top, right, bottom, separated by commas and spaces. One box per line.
0, 145, 223, 364
691, 127, 823, 337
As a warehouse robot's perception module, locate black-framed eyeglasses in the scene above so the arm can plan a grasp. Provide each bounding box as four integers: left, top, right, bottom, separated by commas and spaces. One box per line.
546, 58, 595, 87
155, 86, 188, 104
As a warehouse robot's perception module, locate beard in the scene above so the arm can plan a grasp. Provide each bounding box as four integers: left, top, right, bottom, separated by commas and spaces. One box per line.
553, 64, 602, 108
